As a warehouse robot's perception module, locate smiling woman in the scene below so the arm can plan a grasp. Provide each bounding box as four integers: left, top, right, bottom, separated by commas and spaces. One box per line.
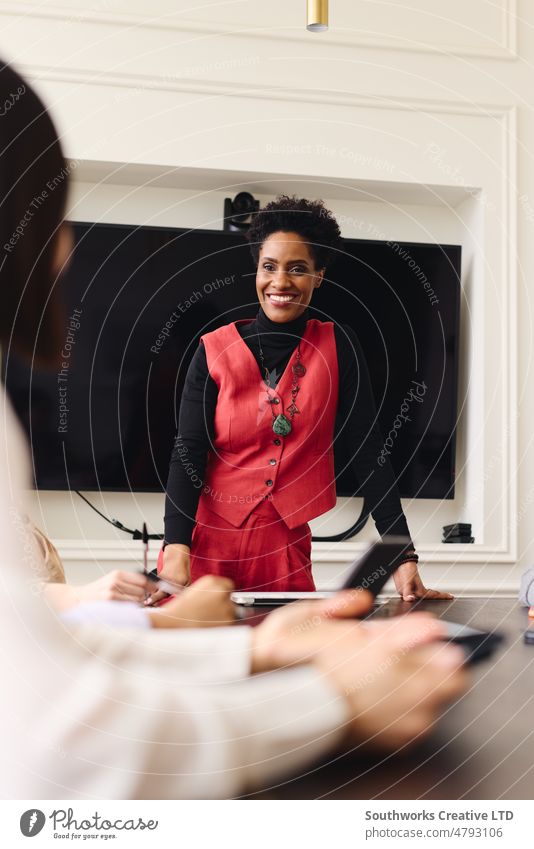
158, 195, 453, 601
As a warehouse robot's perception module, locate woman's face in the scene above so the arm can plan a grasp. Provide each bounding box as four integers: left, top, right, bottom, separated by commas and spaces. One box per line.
255, 231, 324, 323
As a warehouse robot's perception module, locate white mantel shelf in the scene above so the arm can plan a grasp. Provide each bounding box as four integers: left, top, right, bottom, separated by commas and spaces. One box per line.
54, 538, 518, 564
54, 539, 523, 597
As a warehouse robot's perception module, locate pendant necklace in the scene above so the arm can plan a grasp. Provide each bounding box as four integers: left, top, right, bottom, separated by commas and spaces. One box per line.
257, 335, 306, 436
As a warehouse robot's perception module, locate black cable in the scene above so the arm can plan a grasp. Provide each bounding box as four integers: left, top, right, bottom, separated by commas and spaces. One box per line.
74, 489, 367, 544
75, 491, 164, 540
311, 497, 370, 542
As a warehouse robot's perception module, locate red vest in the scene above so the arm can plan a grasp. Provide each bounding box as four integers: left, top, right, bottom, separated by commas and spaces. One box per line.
198, 318, 339, 529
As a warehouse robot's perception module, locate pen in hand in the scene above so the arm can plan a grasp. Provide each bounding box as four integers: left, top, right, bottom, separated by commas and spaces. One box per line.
139, 568, 186, 605
142, 522, 148, 576
140, 533, 187, 605
142, 522, 149, 602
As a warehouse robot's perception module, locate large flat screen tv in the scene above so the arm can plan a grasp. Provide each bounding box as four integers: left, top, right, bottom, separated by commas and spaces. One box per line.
4, 221, 461, 499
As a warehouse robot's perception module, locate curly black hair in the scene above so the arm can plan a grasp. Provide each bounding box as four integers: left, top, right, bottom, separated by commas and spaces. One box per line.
245, 194, 342, 270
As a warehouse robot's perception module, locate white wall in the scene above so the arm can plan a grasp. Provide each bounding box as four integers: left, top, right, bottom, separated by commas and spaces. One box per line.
0, 0, 528, 593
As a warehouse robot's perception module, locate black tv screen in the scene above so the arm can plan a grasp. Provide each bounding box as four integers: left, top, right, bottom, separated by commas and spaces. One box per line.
4, 221, 461, 499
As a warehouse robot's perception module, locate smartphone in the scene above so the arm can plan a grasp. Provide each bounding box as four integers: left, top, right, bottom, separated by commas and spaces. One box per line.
441, 621, 504, 664
340, 536, 413, 597
524, 622, 534, 645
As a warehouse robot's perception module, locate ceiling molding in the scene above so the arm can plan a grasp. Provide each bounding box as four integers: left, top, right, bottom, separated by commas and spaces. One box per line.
0, 1, 518, 61
21, 62, 514, 120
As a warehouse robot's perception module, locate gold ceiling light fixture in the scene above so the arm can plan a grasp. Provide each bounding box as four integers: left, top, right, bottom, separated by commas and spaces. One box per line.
307, 0, 328, 32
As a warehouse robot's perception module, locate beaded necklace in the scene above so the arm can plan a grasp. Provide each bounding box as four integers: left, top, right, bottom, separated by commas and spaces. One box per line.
257, 336, 306, 436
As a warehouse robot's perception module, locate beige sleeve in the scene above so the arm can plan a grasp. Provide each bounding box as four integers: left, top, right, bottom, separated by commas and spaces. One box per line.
0, 388, 348, 799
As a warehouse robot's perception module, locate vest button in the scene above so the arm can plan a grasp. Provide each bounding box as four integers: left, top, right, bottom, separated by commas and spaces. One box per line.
265, 479, 273, 486
269, 458, 276, 465
273, 398, 280, 404
273, 438, 281, 446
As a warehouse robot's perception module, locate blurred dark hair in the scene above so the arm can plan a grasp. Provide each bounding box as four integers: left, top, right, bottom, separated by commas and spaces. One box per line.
0, 62, 67, 367
245, 194, 342, 270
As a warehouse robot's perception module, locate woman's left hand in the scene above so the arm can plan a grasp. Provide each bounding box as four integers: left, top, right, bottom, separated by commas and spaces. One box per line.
393, 560, 453, 602
147, 575, 237, 628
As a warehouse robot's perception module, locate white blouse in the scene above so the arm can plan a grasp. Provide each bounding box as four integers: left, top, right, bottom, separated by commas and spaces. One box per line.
0, 387, 346, 799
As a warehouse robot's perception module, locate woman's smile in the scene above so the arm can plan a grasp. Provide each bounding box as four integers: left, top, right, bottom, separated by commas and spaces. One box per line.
265, 291, 301, 307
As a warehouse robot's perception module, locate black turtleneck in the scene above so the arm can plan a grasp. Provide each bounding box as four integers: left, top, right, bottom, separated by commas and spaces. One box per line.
164, 307, 412, 546
240, 305, 309, 388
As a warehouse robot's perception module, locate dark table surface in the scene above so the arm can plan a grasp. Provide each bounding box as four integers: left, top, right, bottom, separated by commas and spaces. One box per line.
246, 597, 534, 800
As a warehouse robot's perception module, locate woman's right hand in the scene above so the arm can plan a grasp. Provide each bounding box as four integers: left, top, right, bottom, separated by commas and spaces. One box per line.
316, 613, 467, 752
145, 543, 191, 606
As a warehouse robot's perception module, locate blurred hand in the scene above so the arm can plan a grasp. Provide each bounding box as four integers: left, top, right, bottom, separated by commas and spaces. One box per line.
76, 570, 150, 604
394, 560, 454, 602
251, 589, 374, 673
148, 575, 236, 629
316, 612, 467, 751
146, 543, 191, 606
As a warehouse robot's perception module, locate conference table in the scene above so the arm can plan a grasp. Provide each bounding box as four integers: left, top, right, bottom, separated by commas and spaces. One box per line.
243, 597, 534, 799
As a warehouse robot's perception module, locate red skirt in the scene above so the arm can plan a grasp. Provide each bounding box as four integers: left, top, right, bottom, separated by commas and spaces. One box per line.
158, 497, 315, 592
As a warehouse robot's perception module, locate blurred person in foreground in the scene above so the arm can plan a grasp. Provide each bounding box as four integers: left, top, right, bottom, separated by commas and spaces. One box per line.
0, 61, 467, 799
